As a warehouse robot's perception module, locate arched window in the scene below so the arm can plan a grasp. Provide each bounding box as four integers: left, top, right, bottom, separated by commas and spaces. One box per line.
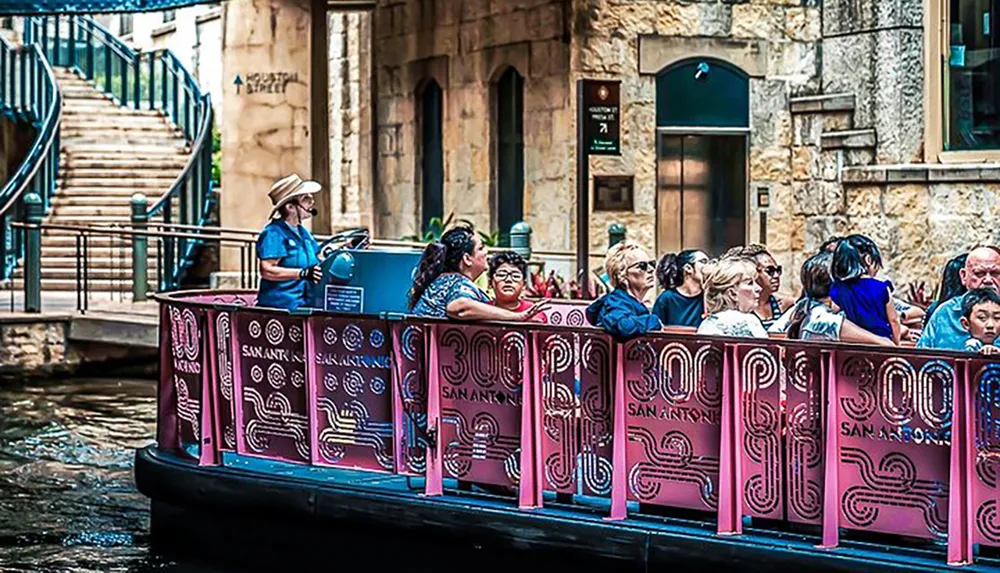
495, 67, 524, 246
418, 80, 443, 232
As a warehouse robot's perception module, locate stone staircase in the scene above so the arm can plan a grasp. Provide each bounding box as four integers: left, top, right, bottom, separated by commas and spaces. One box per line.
13, 67, 188, 292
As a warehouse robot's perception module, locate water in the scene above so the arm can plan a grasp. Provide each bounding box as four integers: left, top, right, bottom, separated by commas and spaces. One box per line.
0, 378, 568, 573
0, 377, 190, 572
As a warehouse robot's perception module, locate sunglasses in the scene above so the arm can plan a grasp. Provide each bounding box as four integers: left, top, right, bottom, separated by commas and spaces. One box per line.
763, 265, 783, 277
493, 270, 524, 283
628, 260, 657, 273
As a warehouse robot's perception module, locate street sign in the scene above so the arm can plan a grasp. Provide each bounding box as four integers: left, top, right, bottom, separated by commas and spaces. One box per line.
582, 80, 621, 156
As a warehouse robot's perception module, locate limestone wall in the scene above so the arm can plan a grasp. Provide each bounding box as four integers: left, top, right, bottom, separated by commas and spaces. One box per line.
220, 0, 313, 271
372, 0, 573, 249
572, 0, 821, 289
329, 11, 369, 231
0, 319, 79, 376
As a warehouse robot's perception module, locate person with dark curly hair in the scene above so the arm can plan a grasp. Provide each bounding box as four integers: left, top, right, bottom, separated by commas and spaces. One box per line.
652, 249, 709, 327
408, 225, 548, 321
488, 251, 547, 323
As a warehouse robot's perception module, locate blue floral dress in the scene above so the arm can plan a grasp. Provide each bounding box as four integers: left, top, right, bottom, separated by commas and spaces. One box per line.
412, 273, 489, 318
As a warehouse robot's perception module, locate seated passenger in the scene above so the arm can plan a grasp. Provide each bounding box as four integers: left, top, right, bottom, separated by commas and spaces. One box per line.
652, 249, 709, 328
488, 251, 547, 323
961, 288, 1000, 355
697, 257, 769, 339
586, 241, 661, 342
408, 225, 548, 321
919, 246, 1000, 350
778, 252, 893, 346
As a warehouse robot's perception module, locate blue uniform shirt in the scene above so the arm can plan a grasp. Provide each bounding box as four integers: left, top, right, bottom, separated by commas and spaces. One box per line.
256, 219, 320, 311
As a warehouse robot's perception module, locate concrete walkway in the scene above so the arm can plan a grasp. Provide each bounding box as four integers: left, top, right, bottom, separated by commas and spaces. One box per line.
0, 291, 160, 348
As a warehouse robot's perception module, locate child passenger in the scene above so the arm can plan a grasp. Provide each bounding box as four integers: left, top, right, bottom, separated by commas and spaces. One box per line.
961, 288, 1000, 355
830, 234, 901, 344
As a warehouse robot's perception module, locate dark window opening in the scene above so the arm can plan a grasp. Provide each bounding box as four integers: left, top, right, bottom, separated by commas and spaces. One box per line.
495, 67, 524, 247
419, 80, 444, 233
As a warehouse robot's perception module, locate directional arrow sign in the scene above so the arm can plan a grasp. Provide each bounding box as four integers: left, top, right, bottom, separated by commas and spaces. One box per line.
234, 74, 243, 94
581, 80, 620, 156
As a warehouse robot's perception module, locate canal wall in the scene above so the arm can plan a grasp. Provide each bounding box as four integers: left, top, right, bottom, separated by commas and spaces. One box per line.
0, 314, 158, 378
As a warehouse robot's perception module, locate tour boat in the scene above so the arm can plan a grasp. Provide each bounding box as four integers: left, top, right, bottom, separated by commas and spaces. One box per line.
137, 258, 1000, 571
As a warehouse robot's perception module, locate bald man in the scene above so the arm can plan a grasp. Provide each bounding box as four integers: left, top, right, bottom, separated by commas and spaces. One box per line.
918, 246, 1000, 350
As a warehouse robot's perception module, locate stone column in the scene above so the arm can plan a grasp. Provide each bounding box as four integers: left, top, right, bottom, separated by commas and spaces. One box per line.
220, 0, 314, 274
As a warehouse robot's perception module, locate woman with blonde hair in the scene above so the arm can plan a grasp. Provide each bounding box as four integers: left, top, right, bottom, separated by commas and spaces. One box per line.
585, 241, 661, 341
696, 257, 769, 338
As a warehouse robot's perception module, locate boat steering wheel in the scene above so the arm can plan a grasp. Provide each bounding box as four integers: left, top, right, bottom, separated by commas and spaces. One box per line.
319, 228, 370, 259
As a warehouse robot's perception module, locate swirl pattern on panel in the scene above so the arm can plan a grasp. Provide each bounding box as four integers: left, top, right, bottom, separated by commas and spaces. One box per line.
624, 339, 722, 509
439, 326, 525, 486
784, 349, 823, 522
740, 347, 781, 517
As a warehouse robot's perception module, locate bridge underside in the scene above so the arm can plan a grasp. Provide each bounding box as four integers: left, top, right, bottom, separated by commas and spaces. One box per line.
0, 0, 210, 14
0, 0, 372, 14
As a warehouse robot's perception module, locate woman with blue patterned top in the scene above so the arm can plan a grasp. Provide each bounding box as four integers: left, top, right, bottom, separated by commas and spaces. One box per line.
408, 225, 548, 321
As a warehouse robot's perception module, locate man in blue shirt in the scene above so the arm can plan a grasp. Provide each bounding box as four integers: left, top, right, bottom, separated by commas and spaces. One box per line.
918, 246, 1000, 351
256, 174, 325, 311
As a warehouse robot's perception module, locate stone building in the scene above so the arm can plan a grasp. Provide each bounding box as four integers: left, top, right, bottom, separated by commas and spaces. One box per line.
371, 0, 1000, 292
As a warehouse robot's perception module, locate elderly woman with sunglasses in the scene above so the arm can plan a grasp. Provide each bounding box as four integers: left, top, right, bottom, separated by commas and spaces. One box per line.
586, 241, 662, 342
725, 243, 795, 329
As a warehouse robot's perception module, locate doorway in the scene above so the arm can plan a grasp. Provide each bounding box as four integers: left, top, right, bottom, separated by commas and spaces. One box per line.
655, 58, 750, 256
656, 133, 746, 255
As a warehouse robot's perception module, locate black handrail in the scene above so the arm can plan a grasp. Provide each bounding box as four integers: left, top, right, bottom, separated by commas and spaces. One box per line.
20, 15, 215, 292
0, 22, 61, 281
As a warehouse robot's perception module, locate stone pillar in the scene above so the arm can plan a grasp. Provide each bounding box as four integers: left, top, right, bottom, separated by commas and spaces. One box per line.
220, 0, 314, 273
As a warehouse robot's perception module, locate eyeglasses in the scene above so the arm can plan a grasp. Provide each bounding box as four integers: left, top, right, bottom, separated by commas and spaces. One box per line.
763, 265, 783, 277
628, 260, 657, 273
493, 270, 524, 283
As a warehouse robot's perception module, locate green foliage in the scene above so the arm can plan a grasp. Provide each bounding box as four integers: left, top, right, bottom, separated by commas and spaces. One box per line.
401, 214, 501, 246
478, 229, 500, 248
402, 214, 454, 243
211, 123, 221, 186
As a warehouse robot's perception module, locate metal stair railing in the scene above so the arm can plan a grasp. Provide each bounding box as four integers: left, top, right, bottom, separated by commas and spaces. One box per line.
24, 14, 214, 292
0, 21, 61, 282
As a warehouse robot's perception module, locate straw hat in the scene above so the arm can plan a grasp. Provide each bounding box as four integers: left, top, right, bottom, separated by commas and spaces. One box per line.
268, 174, 321, 217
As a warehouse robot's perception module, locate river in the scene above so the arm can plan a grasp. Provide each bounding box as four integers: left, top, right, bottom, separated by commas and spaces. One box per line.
0, 377, 215, 572
0, 378, 598, 573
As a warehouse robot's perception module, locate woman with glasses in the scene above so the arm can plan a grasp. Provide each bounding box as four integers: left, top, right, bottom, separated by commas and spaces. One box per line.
652, 249, 710, 328
585, 241, 662, 342
725, 244, 794, 328
488, 251, 548, 323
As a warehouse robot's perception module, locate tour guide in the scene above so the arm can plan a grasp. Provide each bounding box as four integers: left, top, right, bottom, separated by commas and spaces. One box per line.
256, 174, 326, 310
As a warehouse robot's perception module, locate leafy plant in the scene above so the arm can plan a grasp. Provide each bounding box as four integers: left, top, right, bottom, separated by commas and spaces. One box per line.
211, 123, 221, 186
478, 229, 500, 248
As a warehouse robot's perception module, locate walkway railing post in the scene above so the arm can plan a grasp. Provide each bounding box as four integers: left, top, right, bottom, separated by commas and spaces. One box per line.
23, 192, 42, 313
608, 222, 626, 248
510, 221, 532, 260
131, 193, 149, 302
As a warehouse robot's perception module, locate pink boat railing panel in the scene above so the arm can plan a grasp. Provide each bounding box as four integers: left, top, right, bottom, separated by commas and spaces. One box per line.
161, 303, 207, 459
391, 322, 428, 475
622, 336, 724, 514
534, 330, 614, 497
972, 358, 1000, 547
309, 315, 395, 471
429, 324, 531, 494
782, 344, 825, 525
153, 289, 1000, 567
232, 312, 311, 464
831, 350, 953, 541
